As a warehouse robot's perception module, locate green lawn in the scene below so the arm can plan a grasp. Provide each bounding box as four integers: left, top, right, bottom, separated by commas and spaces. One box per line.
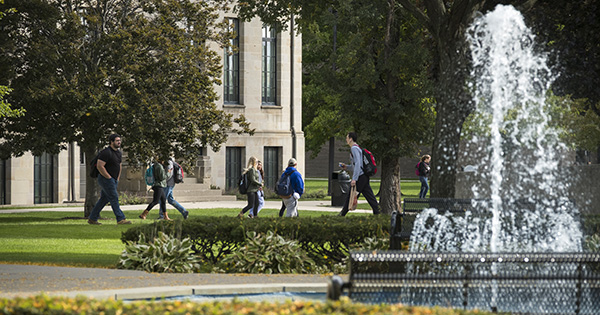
0, 179, 422, 268
0, 208, 349, 268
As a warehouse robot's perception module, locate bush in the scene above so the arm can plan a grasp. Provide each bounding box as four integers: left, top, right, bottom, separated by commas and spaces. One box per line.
215, 231, 322, 274
117, 232, 201, 273
119, 192, 147, 205
121, 215, 391, 271
0, 295, 496, 314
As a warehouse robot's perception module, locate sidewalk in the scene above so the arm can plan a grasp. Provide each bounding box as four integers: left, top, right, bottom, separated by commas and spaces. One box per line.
0, 199, 375, 215
0, 263, 336, 300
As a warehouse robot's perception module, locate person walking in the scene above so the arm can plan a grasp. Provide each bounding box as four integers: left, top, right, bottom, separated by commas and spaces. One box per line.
238, 156, 262, 218
139, 158, 170, 220
159, 158, 189, 219
278, 158, 304, 217
418, 155, 431, 199
249, 160, 265, 217
338, 132, 380, 216
88, 134, 132, 225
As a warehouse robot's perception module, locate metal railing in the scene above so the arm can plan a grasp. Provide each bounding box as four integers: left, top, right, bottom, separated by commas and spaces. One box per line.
328, 251, 600, 314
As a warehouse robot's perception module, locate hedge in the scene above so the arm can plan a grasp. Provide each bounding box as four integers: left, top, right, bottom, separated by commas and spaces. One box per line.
121, 215, 391, 267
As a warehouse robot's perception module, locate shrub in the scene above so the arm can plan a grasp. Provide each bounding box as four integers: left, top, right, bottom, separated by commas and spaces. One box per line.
118, 192, 147, 205
117, 232, 201, 273
216, 231, 322, 274
121, 215, 391, 271
585, 234, 600, 252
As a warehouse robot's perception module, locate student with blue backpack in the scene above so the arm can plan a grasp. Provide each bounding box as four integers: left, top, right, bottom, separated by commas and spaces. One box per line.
139, 158, 169, 220
338, 132, 380, 216
277, 158, 304, 217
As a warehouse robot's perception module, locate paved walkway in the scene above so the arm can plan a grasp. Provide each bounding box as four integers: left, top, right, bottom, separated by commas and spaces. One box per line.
0, 200, 365, 300
0, 199, 374, 214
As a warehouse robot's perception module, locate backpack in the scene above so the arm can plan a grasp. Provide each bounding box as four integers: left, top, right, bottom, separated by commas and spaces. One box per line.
276, 170, 295, 197
360, 146, 377, 177
415, 162, 421, 176
238, 172, 249, 194
172, 161, 184, 184
89, 154, 100, 178
145, 163, 155, 186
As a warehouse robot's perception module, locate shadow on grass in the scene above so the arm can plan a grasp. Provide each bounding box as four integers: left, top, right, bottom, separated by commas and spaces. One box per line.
0, 252, 120, 268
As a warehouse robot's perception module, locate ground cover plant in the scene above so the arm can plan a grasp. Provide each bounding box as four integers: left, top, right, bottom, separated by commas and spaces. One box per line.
0, 295, 496, 315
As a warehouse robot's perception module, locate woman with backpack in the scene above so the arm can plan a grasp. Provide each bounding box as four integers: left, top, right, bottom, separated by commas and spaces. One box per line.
417, 155, 431, 199
238, 156, 263, 218
139, 158, 170, 220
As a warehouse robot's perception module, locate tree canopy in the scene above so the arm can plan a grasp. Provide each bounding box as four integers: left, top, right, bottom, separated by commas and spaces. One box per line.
239, 0, 434, 213
0, 0, 253, 214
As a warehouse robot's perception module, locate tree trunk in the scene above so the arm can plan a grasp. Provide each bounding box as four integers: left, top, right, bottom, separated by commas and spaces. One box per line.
83, 145, 99, 218
379, 156, 402, 215
429, 32, 475, 198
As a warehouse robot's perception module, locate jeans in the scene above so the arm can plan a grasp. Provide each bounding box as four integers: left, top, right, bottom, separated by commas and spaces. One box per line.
339, 174, 380, 216
282, 194, 298, 217
89, 176, 126, 222
250, 190, 265, 216
160, 185, 187, 216
419, 176, 429, 198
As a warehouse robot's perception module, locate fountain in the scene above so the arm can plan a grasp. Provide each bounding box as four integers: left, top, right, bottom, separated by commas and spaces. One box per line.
410, 4, 582, 254
329, 5, 600, 313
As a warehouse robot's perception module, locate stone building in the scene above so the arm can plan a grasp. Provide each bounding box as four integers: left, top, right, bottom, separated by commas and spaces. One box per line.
0, 14, 303, 205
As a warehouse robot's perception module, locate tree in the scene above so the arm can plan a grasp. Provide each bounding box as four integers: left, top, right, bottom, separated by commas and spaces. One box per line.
0, 0, 24, 118
238, 0, 434, 214
526, 0, 600, 162
0, 0, 253, 216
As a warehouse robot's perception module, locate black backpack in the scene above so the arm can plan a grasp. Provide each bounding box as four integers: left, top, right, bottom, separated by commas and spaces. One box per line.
89, 154, 100, 178
238, 172, 249, 194
276, 170, 295, 196
172, 161, 184, 184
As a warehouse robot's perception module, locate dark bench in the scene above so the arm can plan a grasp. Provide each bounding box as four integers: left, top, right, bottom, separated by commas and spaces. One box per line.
390, 198, 474, 249
327, 251, 600, 314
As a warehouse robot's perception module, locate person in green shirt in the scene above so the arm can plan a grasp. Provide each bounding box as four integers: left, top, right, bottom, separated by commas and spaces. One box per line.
238, 156, 263, 218
139, 158, 170, 220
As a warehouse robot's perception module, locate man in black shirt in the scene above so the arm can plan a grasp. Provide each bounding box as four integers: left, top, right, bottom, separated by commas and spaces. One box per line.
88, 134, 131, 225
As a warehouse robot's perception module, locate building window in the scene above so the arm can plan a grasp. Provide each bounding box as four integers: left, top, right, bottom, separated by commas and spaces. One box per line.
262, 25, 277, 105
0, 160, 5, 205
263, 147, 281, 190
226, 147, 244, 191
224, 18, 240, 104
34, 153, 54, 204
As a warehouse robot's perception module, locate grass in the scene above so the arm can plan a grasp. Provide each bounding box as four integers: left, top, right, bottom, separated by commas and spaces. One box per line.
0, 208, 352, 268
0, 179, 422, 268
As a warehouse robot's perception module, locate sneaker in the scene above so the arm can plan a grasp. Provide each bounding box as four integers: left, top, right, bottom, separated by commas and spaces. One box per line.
88, 219, 102, 225
183, 211, 189, 220
117, 219, 132, 225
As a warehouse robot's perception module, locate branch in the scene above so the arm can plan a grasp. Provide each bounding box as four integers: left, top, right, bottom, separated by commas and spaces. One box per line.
396, 0, 430, 29
448, 0, 487, 37
517, 0, 538, 12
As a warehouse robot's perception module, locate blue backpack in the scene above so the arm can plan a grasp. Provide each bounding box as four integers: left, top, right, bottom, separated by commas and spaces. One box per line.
276, 170, 295, 197
145, 163, 155, 186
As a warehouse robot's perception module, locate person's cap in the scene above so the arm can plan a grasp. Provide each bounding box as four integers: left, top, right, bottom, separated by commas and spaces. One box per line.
288, 158, 297, 166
